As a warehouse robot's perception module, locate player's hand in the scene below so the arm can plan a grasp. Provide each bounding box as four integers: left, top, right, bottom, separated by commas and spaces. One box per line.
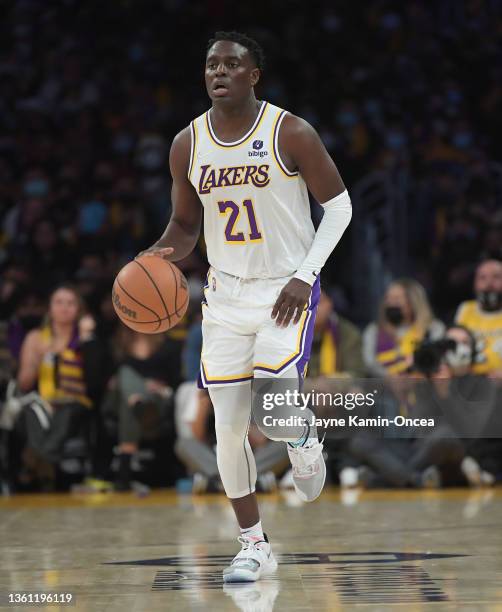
271, 278, 311, 327
136, 246, 174, 260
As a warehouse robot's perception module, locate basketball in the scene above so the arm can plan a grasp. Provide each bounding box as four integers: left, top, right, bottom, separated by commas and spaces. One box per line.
112, 256, 189, 333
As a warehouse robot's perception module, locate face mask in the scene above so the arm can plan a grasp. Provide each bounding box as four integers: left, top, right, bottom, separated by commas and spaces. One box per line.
23, 179, 49, 198
386, 132, 406, 150
364, 99, 381, 117
446, 89, 463, 105
477, 291, 502, 312
384, 306, 404, 326
452, 132, 472, 149
113, 132, 134, 155
444, 342, 472, 369
79, 201, 107, 234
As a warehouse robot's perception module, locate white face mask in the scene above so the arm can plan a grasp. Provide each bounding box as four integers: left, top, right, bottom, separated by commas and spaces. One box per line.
444, 342, 472, 368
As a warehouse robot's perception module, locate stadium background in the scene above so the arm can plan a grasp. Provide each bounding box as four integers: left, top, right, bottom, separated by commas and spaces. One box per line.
1, 0, 501, 491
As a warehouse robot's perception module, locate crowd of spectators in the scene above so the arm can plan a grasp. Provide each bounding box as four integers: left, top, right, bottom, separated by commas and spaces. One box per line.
0, 1, 501, 493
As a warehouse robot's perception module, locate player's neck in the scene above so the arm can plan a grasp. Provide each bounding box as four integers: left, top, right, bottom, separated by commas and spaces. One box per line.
210, 95, 261, 132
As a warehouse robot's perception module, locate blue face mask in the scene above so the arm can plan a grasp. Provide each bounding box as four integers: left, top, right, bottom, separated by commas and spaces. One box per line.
129, 43, 144, 63
386, 131, 406, 150
79, 201, 107, 234
113, 132, 134, 155
24, 178, 49, 198
446, 89, 463, 105
364, 99, 381, 117
452, 132, 472, 149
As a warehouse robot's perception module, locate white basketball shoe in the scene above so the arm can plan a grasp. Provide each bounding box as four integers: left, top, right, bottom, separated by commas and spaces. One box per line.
223, 534, 278, 583
287, 439, 326, 502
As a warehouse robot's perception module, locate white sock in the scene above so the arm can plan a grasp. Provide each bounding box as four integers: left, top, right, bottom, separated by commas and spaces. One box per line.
240, 520, 264, 542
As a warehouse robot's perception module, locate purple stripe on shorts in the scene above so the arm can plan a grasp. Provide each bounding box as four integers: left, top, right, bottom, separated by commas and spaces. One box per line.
253, 276, 321, 377
295, 275, 321, 380
197, 370, 204, 389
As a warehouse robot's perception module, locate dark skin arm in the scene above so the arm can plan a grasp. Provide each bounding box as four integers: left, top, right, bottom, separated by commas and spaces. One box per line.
271, 114, 346, 327
138, 127, 202, 261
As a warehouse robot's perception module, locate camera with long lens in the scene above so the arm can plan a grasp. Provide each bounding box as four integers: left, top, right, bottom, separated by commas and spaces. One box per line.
413, 338, 456, 377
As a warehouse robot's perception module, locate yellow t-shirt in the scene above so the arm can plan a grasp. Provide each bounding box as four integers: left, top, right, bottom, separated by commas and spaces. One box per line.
455, 300, 502, 374
38, 326, 92, 407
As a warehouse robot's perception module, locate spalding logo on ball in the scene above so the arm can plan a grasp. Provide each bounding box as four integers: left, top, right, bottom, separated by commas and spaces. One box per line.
112, 256, 189, 333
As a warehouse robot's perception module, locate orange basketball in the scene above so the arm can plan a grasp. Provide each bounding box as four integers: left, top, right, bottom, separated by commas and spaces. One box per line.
112, 256, 189, 333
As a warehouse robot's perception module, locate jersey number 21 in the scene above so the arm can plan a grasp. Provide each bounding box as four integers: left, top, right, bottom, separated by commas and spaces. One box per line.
218, 199, 263, 243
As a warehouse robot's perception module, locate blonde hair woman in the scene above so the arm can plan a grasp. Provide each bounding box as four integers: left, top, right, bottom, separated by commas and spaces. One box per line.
16, 285, 96, 488
362, 279, 444, 377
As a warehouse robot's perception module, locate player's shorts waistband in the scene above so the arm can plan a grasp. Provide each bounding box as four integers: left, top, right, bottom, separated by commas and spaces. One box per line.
210, 266, 294, 283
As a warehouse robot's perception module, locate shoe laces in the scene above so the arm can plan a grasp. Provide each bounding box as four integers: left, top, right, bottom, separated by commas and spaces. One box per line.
233, 535, 266, 562
289, 440, 324, 476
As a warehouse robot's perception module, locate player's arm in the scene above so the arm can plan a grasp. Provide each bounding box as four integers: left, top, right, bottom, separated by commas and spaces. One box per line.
271, 115, 352, 326
138, 127, 202, 262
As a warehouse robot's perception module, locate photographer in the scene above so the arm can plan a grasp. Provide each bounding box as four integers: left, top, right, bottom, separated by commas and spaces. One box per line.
414, 325, 502, 485
345, 325, 499, 488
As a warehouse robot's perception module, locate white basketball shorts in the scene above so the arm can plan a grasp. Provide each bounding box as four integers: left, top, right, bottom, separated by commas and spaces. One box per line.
198, 266, 320, 388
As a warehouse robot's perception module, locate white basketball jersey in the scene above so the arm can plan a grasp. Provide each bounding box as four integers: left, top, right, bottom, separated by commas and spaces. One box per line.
188, 101, 315, 279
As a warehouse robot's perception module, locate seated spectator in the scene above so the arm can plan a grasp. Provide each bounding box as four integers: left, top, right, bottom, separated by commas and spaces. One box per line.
345, 325, 502, 488
14, 285, 101, 489
102, 327, 182, 490
455, 259, 502, 379
362, 279, 444, 377
421, 324, 501, 485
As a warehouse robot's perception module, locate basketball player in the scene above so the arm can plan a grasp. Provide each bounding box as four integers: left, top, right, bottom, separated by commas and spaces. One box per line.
139, 31, 352, 582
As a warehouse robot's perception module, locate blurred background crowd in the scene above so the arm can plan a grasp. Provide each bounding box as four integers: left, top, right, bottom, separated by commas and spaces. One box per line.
1, 0, 501, 495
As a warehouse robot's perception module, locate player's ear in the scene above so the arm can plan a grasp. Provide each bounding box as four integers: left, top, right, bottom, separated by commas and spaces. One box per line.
250, 68, 260, 87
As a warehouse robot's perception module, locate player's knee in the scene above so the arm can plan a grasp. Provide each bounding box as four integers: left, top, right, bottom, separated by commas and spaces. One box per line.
214, 422, 246, 458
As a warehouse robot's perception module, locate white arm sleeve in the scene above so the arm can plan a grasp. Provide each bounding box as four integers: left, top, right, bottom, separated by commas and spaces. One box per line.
293, 189, 352, 286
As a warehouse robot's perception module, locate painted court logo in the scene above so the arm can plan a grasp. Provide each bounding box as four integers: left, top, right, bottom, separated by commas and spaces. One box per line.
249, 139, 268, 158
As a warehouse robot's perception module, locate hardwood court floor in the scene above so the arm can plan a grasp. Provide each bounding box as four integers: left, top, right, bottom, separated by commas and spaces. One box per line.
1, 487, 502, 611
